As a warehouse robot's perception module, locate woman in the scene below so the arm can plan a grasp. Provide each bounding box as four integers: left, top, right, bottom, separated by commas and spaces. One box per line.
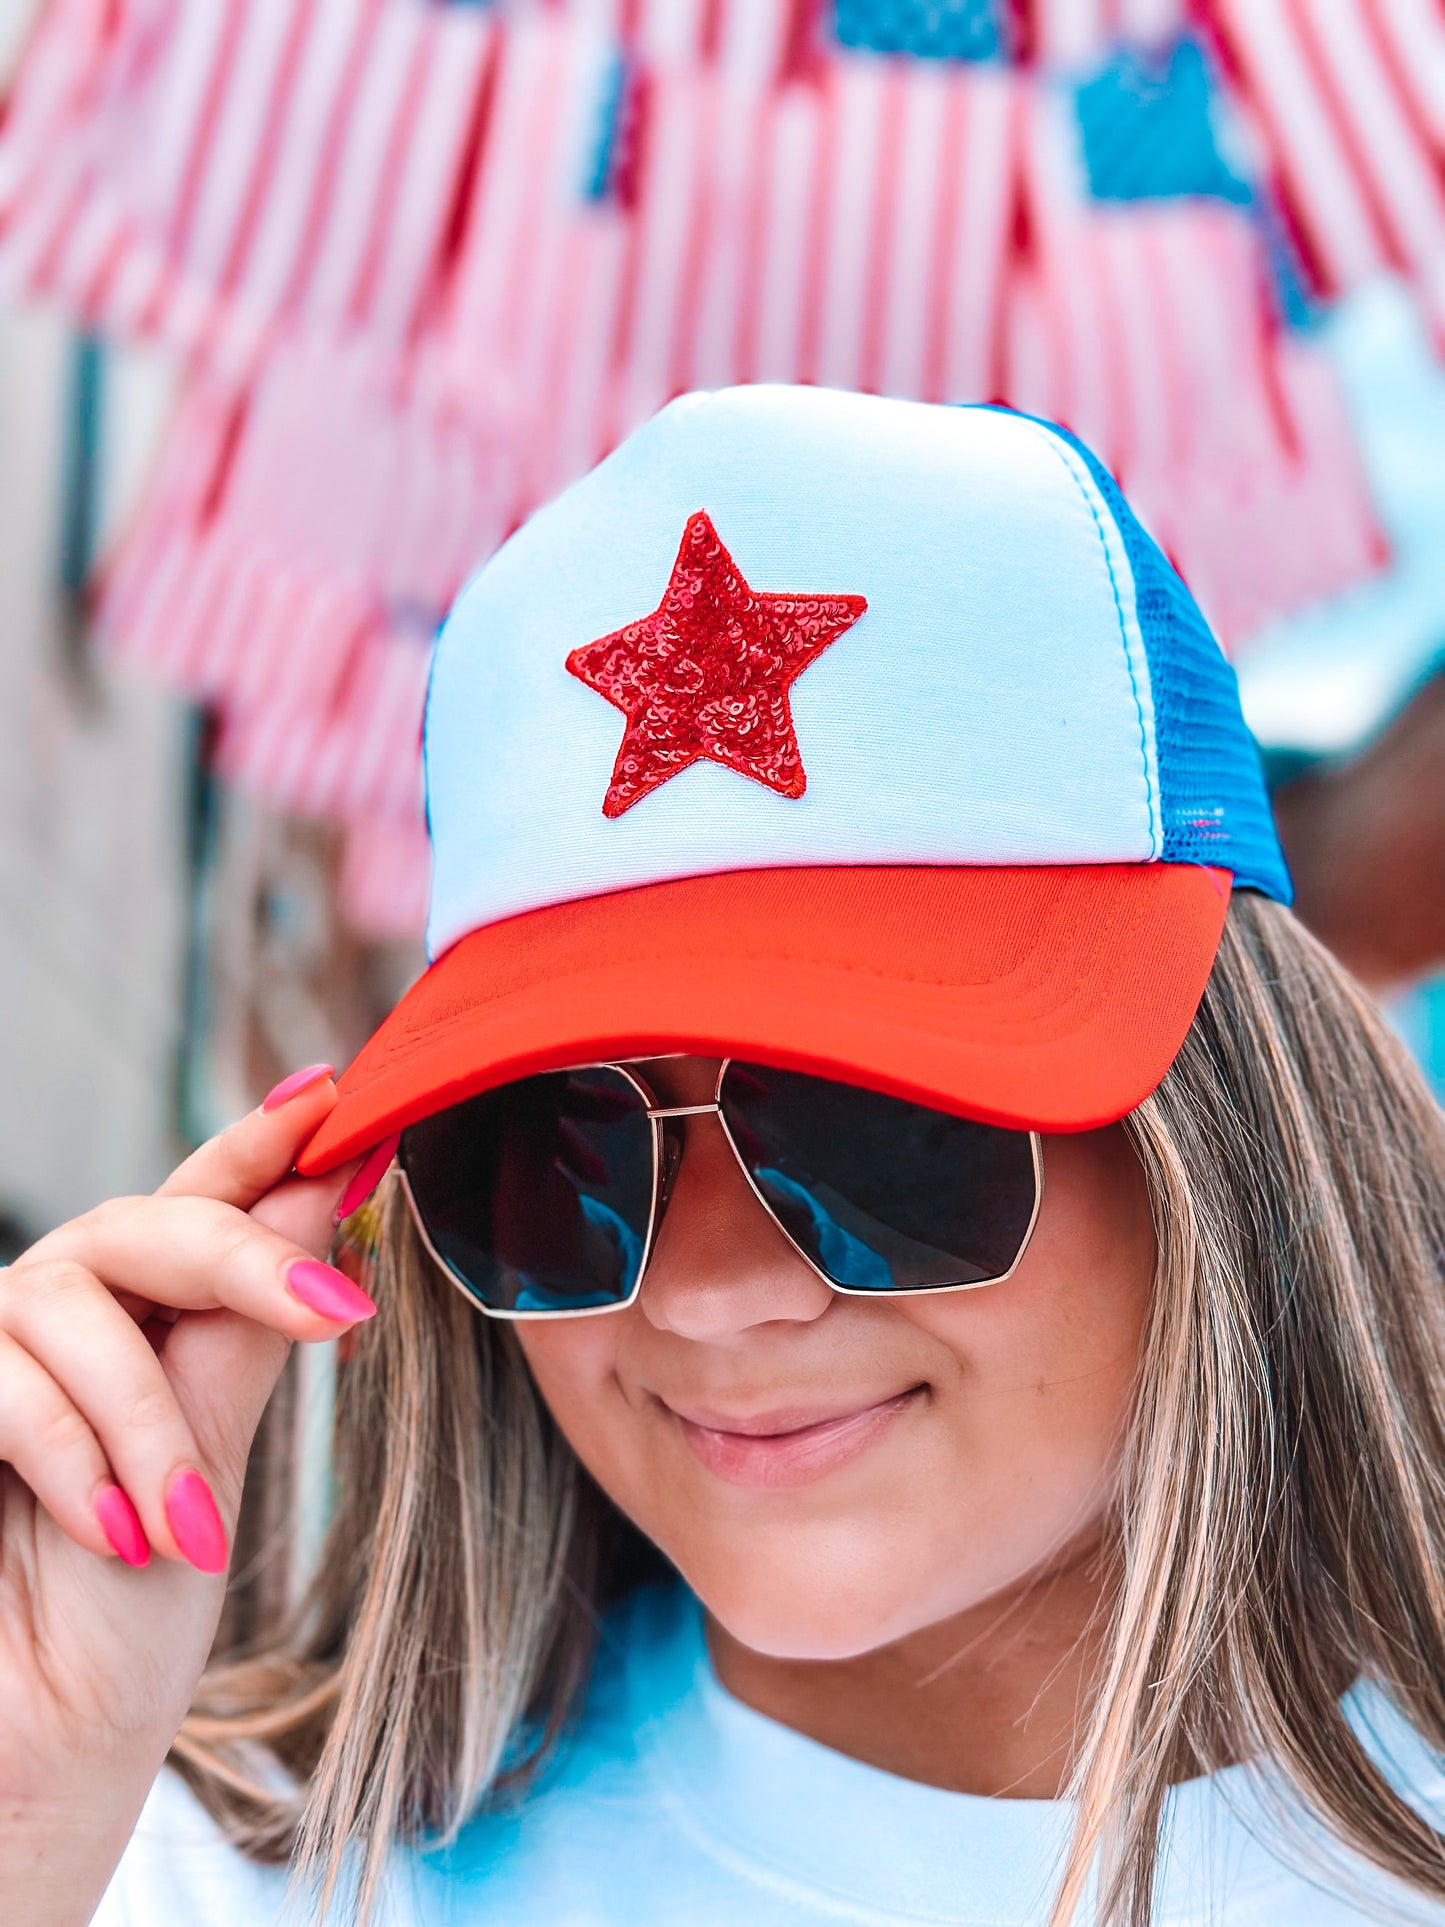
5, 388, 1445, 1927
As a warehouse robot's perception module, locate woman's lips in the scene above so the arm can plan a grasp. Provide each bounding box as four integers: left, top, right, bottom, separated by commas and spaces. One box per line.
668, 1388, 923, 1489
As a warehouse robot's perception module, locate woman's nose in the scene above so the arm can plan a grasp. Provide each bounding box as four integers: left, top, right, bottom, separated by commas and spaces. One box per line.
636, 1108, 834, 1341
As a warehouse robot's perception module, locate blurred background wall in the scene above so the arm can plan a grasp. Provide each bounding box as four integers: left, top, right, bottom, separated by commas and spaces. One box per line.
0, 0, 1442, 1243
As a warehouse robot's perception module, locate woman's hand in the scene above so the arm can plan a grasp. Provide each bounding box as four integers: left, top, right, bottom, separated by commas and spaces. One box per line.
0, 1069, 376, 1926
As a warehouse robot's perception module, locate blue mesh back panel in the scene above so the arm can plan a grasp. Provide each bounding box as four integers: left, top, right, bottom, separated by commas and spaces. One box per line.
977, 408, 1292, 902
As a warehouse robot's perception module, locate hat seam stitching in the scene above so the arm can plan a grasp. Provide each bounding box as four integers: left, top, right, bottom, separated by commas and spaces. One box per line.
1013, 420, 1160, 860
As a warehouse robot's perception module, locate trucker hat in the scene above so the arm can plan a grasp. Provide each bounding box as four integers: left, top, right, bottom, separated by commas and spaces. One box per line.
298, 385, 1289, 1175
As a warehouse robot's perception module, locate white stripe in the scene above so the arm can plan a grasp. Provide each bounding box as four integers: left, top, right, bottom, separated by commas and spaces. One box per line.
1034, 0, 1105, 68
637, 0, 708, 64
750, 80, 821, 384
717, 0, 792, 78
686, 68, 766, 389
813, 58, 884, 393
877, 63, 948, 401
1112, 0, 1182, 45
620, 69, 705, 431
939, 69, 1014, 403
564, 0, 627, 40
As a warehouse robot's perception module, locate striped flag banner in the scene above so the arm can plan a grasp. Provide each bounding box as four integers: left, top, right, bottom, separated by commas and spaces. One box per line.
1206, 0, 1445, 339
44, 0, 1414, 940
97, 336, 502, 709
1018, 80, 1385, 646
0, 0, 499, 377
337, 809, 431, 942
212, 617, 431, 826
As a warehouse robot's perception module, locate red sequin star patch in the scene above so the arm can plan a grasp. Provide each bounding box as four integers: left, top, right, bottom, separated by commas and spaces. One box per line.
566, 510, 867, 818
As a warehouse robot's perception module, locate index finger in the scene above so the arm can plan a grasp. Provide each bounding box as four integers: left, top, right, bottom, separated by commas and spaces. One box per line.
158, 1068, 340, 1209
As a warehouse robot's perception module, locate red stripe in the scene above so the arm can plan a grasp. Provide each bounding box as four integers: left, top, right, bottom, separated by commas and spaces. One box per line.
988, 84, 1025, 403
431, 16, 502, 293
698, 0, 725, 62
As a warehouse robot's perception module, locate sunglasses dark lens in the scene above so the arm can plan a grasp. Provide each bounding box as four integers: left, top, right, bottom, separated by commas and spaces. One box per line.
399, 1068, 654, 1314
720, 1063, 1038, 1291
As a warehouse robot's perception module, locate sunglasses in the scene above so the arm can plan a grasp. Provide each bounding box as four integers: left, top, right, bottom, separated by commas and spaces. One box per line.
397, 1059, 1043, 1321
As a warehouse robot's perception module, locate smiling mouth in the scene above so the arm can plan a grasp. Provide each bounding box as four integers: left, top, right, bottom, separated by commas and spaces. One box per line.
666, 1387, 925, 1490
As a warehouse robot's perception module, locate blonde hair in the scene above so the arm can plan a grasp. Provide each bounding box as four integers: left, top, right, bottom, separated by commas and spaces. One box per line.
173, 895, 1445, 1925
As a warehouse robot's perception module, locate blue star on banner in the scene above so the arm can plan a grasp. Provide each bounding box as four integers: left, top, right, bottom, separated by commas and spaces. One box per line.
833, 0, 1008, 62
1074, 38, 1250, 204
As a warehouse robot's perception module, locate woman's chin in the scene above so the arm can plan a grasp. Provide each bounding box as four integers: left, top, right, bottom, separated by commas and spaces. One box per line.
683, 1549, 946, 1664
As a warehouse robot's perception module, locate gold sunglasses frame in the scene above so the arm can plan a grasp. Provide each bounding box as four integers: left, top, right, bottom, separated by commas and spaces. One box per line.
398, 1057, 1045, 1322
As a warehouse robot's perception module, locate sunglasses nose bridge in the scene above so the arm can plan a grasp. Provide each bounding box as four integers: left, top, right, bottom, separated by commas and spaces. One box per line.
649, 1100, 745, 1221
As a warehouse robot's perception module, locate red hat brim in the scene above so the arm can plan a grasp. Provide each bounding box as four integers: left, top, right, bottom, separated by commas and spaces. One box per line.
297, 862, 1230, 1175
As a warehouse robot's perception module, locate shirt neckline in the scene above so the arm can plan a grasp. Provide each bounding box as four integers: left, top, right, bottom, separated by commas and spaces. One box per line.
624, 1585, 1307, 1925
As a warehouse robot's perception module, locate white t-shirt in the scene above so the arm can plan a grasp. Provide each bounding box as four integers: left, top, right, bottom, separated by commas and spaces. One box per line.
94, 1583, 1445, 1925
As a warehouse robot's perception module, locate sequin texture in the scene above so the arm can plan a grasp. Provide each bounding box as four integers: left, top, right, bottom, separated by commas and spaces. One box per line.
566, 510, 867, 818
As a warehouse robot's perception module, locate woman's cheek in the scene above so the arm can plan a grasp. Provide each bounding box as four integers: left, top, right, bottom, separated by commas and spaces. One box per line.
513, 1316, 624, 1460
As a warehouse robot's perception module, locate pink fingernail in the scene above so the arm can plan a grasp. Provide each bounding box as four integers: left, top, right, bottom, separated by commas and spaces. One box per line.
163, 1471, 228, 1574
285, 1258, 376, 1324
333, 1134, 401, 1226
261, 1063, 334, 1112
95, 1486, 149, 1568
